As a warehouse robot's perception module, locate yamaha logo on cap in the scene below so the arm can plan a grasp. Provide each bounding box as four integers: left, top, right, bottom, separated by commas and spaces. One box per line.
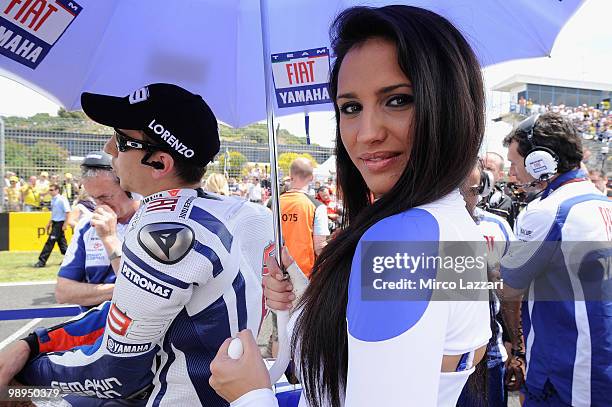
129, 87, 149, 104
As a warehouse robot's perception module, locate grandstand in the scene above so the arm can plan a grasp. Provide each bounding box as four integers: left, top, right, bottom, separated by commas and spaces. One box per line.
492, 75, 611, 173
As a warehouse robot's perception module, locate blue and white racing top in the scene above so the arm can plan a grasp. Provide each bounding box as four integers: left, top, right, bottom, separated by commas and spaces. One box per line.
500, 170, 612, 407
58, 215, 131, 306
474, 207, 516, 367
19, 189, 273, 407
232, 190, 491, 407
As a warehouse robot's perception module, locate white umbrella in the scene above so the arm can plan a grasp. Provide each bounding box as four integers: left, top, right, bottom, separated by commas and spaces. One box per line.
0, 0, 586, 385
0, 0, 585, 127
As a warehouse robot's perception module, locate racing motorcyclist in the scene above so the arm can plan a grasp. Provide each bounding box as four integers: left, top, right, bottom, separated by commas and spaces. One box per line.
0, 84, 273, 407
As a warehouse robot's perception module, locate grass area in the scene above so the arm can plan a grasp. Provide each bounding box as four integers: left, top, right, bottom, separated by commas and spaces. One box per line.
0, 251, 62, 283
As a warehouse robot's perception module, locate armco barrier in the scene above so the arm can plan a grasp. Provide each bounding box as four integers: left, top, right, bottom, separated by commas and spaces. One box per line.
0, 212, 74, 251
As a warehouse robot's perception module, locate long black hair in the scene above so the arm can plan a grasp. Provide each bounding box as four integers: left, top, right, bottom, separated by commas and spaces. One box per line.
293, 6, 485, 407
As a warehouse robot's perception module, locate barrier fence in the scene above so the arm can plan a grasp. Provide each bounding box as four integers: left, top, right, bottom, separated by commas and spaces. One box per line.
0, 211, 74, 251
1, 118, 334, 212
1, 120, 333, 180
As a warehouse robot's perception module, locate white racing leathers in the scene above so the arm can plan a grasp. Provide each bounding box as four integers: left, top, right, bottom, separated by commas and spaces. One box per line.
19, 189, 273, 406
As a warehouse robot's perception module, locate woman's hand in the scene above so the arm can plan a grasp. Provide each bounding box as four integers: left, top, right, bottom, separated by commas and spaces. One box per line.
209, 330, 271, 402
263, 247, 296, 311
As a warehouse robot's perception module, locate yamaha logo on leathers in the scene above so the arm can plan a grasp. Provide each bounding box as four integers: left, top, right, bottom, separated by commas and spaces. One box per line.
138, 222, 194, 264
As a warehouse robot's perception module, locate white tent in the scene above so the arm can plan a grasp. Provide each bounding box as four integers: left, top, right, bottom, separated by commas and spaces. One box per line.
314, 155, 336, 180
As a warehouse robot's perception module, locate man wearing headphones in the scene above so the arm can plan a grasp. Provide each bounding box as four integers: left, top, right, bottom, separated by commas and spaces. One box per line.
499, 113, 612, 406
54, 151, 140, 311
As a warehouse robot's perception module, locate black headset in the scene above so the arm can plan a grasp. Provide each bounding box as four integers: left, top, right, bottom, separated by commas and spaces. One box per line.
140, 151, 165, 170
517, 114, 559, 180
478, 167, 494, 197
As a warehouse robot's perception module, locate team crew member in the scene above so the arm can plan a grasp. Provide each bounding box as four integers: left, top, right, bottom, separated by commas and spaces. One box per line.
0, 83, 272, 406
458, 164, 516, 407
279, 158, 329, 277
500, 113, 612, 406
483, 151, 516, 227
34, 183, 70, 268
55, 151, 140, 310
209, 6, 491, 406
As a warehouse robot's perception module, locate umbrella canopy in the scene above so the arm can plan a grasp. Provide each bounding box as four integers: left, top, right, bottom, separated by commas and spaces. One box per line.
0, 0, 585, 127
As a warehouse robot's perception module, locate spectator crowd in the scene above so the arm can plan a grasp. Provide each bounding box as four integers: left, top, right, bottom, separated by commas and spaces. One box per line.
513, 98, 612, 142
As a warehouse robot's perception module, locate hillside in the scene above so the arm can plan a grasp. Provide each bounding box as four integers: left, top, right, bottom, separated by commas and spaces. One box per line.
2, 110, 315, 146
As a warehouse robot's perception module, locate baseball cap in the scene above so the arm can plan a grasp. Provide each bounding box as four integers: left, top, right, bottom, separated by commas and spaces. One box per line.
81, 83, 220, 166
81, 150, 113, 169
9, 176, 18, 182
40, 171, 49, 177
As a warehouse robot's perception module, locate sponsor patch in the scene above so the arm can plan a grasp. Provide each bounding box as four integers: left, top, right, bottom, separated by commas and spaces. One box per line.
262, 241, 275, 276
51, 377, 122, 398
107, 303, 132, 336
179, 196, 196, 219
121, 263, 173, 299
271, 47, 331, 108
0, 0, 83, 69
145, 197, 179, 213
106, 337, 151, 354
529, 159, 547, 174
85, 253, 106, 261
260, 241, 275, 321
138, 222, 194, 264
141, 192, 163, 205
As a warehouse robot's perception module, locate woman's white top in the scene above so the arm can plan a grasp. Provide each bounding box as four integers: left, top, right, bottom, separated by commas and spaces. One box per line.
232, 190, 491, 407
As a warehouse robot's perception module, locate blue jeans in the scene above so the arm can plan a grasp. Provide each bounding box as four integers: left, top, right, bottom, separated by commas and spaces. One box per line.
457, 361, 506, 407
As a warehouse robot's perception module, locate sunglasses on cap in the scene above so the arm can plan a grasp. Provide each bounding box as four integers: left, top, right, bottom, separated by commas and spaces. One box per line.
114, 128, 169, 153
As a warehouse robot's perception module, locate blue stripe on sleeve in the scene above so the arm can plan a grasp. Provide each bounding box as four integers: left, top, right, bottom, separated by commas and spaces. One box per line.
232, 271, 247, 330
193, 241, 224, 277
189, 206, 233, 252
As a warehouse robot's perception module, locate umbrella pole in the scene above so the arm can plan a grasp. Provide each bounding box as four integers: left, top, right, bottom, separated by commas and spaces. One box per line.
259, 0, 283, 260
0, 117, 4, 213
259, 0, 291, 385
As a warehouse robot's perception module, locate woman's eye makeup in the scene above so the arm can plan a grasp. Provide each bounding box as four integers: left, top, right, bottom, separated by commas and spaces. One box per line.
387, 94, 414, 107
339, 102, 362, 114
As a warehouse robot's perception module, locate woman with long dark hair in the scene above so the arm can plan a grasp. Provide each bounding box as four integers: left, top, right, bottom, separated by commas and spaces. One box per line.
210, 5, 491, 406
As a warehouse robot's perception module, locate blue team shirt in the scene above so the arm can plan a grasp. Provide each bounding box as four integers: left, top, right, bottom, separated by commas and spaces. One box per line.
501, 170, 612, 407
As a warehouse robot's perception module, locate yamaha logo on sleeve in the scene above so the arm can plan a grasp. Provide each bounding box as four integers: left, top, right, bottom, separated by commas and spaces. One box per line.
107, 337, 152, 354
138, 222, 194, 264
